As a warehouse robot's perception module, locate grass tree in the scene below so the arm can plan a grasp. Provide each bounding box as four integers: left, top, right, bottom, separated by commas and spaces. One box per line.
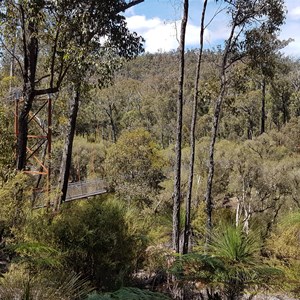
174, 225, 282, 300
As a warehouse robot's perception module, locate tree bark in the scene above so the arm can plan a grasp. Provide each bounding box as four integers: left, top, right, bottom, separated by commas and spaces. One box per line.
17, 89, 35, 170
17, 14, 38, 170
260, 77, 266, 134
105, 104, 117, 143
204, 7, 241, 242
173, 0, 189, 253
15, 0, 145, 171
56, 84, 81, 210
182, 0, 208, 255
205, 75, 226, 237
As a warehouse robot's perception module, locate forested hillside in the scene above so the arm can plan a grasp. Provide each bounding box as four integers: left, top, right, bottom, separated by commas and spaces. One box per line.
0, 0, 300, 299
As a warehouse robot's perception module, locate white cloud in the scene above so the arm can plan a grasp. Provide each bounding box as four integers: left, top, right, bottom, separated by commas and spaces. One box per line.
142, 21, 179, 52
126, 15, 219, 53
282, 41, 300, 58
126, 15, 177, 52
280, 21, 300, 57
290, 6, 300, 19
126, 2, 300, 58
125, 7, 136, 17
280, 1, 300, 57
126, 15, 162, 31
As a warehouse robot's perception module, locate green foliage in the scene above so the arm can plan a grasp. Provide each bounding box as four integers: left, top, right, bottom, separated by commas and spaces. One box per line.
280, 118, 300, 152
142, 245, 172, 278
105, 128, 165, 206
36, 197, 145, 290
266, 211, 300, 295
0, 172, 31, 227
0, 264, 93, 300
210, 226, 259, 263
174, 225, 282, 299
0, 0, 144, 86
12, 242, 61, 270
0, 2, 298, 298
0, 106, 15, 185
172, 253, 224, 284
87, 287, 171, 300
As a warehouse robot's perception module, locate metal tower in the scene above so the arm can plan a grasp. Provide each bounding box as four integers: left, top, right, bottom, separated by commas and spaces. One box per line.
14, 94, 52, 206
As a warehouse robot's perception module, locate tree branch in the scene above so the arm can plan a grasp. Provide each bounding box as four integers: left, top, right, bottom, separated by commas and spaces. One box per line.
35, 73, 51, 84
0, 37, 24, 76
19, 4, 28, 79
50, 22, 61, 89
118, 0, 144, 13
34, 87, 59, 96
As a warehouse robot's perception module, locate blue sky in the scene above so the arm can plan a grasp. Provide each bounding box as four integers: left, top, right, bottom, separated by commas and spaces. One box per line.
125, 0, 300, 58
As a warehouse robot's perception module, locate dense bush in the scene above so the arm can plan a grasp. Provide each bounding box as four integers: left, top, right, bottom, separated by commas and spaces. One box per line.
173, 225, 282, 300
105, 128, 165, 206
87, 287, 171, 300
49, 197, 143, 290
266, 211, 300, 295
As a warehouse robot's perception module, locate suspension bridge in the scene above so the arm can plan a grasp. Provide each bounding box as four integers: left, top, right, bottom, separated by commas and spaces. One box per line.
11, 93, 109, 208
64, 179, 108, 201
33, 179, 108, 208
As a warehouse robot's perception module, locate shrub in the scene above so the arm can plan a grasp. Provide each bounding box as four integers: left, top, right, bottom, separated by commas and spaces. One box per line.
87, 287, 171, 300
50, 197, 143, 290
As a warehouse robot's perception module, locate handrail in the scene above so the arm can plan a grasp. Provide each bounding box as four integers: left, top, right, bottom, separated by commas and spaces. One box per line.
65, 179, 107, 201
33, 179, 108, 208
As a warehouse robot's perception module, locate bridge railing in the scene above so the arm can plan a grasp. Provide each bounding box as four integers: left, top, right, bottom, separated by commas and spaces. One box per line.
32, 179, 108, 208
65, 179, 107, 201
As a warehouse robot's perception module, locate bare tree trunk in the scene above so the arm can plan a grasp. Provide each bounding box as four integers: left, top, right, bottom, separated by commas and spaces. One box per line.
204, 7, 241, 242
182, 0, 208, 255
17, 15, 38, 170
56, 84, 81, 210
236, 198, 240, 227
260, 77, 266, 134
205, 76, 226, 237
173, 0, 189, 253
282, 91, 289, 125
104, 104, 117, 143
243, 203, 251, 235
17, 89, 35, 170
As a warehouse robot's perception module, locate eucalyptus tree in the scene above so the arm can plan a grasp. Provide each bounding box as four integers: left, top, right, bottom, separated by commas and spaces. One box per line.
57, 58, 125, 207
205, 0, 286, 240
173, 0, 189, 253
245, 29, 290, 134
0, 0, 144, 171
182, 0, 208, 255
270, 75, 292, 129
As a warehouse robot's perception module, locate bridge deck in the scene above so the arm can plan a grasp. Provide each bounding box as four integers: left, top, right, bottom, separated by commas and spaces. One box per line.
33, 179, 108, 208
65, 179, 107, 202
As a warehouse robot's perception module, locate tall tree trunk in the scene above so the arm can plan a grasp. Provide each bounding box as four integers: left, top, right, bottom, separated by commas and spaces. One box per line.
17, 16, 38, 170
56, 84, 81, 211
205, 75, 226, 237
282, 92, 289, 125
172, 0, 189, 253
104, 104, 117, 143
17, 89, 35, 170
247, 114, 254, 140
260, 77, 266, 134
204, 9, 240, 242
182, 0, 208, 255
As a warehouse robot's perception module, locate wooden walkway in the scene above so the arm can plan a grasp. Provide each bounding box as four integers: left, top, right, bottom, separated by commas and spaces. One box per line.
65, 179, 107, 202
33, 179, 108, 208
